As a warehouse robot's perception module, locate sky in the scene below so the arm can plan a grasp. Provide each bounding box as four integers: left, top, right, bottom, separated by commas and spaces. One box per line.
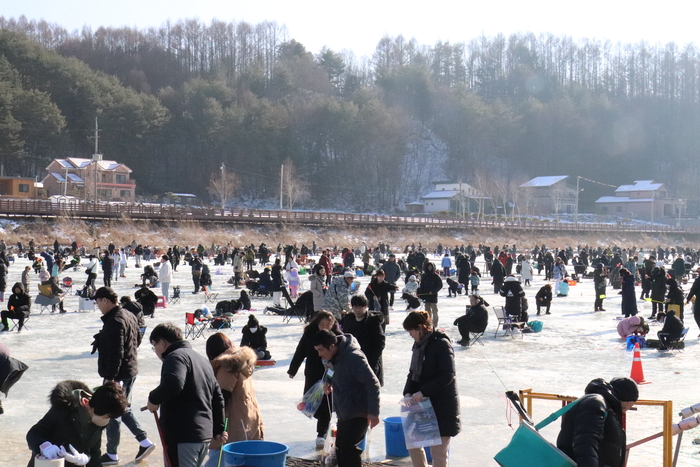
2, 0, 698, 58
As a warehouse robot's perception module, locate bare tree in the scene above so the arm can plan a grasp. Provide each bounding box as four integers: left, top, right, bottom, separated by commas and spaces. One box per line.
281, 158, 309, 210
207, 165, 239, 208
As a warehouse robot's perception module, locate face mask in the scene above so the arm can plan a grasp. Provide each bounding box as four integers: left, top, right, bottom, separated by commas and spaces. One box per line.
249, 327, 258, 333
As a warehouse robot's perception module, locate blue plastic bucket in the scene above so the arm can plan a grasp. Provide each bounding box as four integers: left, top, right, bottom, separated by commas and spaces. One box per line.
222, 440, 289, 467
383, 416, 409, 457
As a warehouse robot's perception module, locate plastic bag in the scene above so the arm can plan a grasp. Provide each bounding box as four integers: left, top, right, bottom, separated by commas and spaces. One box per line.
297, 369, 333, 418
297, 380, 325, 418
322, 421, 338, 466
400, 397, 442, 449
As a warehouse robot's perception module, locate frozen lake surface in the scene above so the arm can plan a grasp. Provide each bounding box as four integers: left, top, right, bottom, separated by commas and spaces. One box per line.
2, 252, 700, 466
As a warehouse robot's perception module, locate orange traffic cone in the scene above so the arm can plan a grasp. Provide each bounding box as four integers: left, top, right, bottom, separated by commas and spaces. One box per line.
630, 342, 650, 384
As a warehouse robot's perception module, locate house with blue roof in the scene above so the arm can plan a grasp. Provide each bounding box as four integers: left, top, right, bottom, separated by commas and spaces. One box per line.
41, 157, 135, 202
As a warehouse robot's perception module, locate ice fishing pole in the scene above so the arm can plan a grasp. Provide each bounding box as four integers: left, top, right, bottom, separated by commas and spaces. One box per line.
217, 418, 229, 467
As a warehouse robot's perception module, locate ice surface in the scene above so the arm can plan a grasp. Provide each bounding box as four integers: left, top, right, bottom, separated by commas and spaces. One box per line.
1, 252, 700, 466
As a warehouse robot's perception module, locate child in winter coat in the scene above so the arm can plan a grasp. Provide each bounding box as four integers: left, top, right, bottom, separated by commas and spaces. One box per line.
32, 258, 42, 275
557, 279, 570, 297
469, 270, 480, 294
288, 268, 300, 298
22, 266, 31, 294
402, 275, 419, 295
26, 380, 127, 467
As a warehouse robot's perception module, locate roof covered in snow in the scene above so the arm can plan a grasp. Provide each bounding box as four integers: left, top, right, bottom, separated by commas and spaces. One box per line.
520, 176, 568, 187
421, 190, 461, 200
596, 196, 654, 203
616, 180, 664, 192
47, 158, 131, 173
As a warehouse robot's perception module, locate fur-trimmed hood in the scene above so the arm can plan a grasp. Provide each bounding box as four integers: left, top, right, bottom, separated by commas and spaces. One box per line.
49, 380, 92, 410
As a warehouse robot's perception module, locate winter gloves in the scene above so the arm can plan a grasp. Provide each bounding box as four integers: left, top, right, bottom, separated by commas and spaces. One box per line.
39, 442, 90, 465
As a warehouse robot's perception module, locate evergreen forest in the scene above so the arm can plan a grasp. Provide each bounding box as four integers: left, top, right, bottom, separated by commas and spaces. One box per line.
1, 16, 700, 212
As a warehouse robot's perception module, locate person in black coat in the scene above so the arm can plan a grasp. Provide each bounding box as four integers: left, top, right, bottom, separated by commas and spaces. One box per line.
403, 311, 460, 467
101, 251, 113, 287
665, 278, 685, 320
93, 287, 153, 464
271, 259, 284, 307
120, 296, 145, 332
240, 314, 270, 360
26, 380, 127, 467
456, 254, 472, 287
620, 268, 638, 318
535, 283, 553, 315
557, 377, 638, 467
287, 311, 342, 446
593, 263, 608, 311
1, 282, 31, 332
454, 295, 489, 346
684, 268, 700, 334
649, 266, 667, 319
341, 295, 385, 385
499, 276, 525, 321
146, 324, 226, 467
418, 262, 443, 327
490, 259, 506, 294
656, 311, 684, 349
135, 284, 158, 318
364, 269, 398, 325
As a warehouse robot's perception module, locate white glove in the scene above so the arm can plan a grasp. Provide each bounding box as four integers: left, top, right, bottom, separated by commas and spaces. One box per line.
60, 444, 90, 466
39, 442, 62, 460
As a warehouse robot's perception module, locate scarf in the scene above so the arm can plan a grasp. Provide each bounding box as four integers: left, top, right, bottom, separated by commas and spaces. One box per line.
409, 331, 433, 382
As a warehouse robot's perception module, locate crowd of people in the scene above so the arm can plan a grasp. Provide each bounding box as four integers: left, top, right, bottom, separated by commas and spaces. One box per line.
1, 237, 699, 467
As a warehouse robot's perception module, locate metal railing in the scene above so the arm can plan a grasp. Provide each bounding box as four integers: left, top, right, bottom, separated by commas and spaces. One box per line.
0, 198, 696, 234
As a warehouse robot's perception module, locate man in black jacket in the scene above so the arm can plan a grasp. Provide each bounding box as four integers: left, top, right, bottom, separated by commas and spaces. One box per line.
685, 267, 700, 335
94, 286, 155, 465
656, 311, 684, 349
557, 377, 638, 467
419, 263, 443, 327
148, 323, 227, 467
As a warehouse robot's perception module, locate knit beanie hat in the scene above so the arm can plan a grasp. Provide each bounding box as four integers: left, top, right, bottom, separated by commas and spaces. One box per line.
247, 314, 259, 327
610, 377, 639, 402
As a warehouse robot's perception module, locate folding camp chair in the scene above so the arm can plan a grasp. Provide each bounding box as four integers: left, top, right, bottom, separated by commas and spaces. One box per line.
184, 312, 208, 340
35, 284, 62, 314
169, 286, 181, 305
281, 287, 305, 323
662, 327, 689, 352
9, 315, 29, 331
493, 306, 525, 339
61, 277, 73, 293
468, 331, 485, 346
204, 291, 219, 303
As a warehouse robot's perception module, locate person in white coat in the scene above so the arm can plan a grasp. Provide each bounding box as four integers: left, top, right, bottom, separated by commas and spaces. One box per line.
159, 255, 172, 303
521, 258, 534, 286
119, 248, 128, 277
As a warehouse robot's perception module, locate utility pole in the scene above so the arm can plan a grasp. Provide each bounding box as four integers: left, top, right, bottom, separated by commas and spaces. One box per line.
63, 165, 69, 197
575, 176, 580, 226
92, 117, 102, 203
279, 164, 284, 210
220, 163, 226, 209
